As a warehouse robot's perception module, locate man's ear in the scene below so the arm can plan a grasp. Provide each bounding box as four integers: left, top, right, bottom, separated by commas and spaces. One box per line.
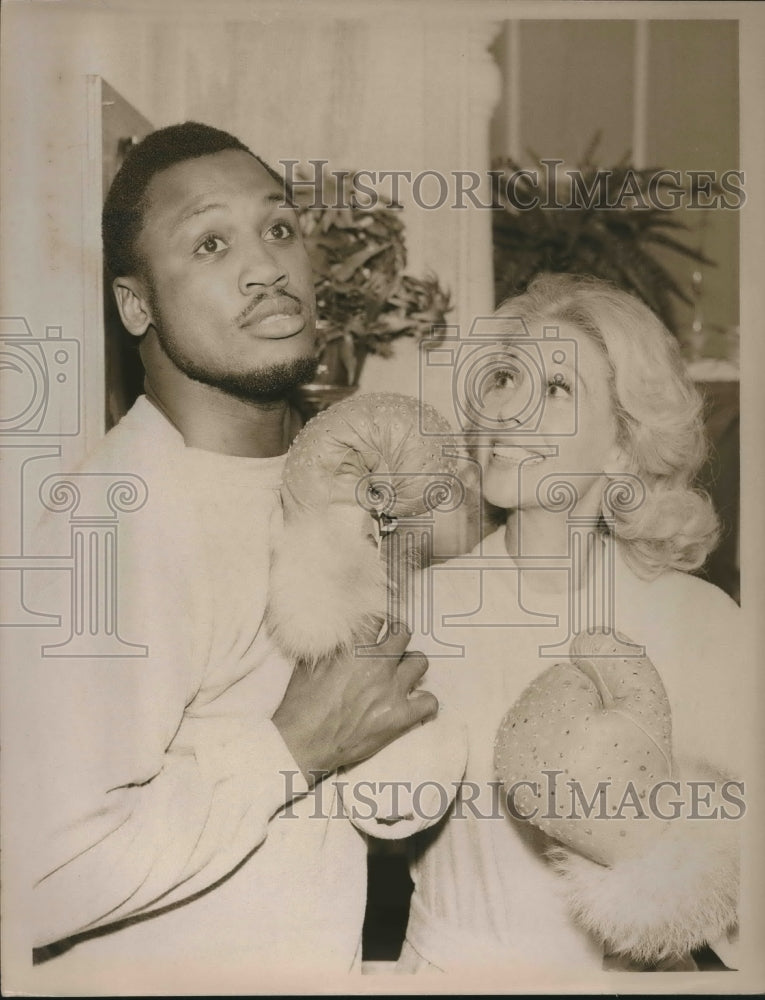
112, 277, 154, 338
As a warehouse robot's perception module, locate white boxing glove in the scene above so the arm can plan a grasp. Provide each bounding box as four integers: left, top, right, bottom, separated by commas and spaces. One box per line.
267, 391, 457, 666
494, 629, 739, 965
267, 392, 467, 834
494, 628, 673, 867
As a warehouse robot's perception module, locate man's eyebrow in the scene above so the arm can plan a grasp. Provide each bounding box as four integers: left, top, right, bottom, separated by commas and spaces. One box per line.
171, 201, 227, 233
171, 191, 293, 233
267, 190, 297, 210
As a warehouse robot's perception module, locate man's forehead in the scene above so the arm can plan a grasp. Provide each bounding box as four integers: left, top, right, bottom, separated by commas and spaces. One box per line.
143, 149, 285, 226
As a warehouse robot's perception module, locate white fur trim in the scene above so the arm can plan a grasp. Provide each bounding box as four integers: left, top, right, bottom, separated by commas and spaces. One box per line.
267, 511, 389, 667
548, 817, 739, 964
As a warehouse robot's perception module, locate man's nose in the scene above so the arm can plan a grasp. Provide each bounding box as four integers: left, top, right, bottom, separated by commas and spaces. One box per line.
238, 243, 287, 294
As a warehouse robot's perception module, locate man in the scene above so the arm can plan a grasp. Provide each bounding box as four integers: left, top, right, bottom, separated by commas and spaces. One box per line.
25, 122, 437, 989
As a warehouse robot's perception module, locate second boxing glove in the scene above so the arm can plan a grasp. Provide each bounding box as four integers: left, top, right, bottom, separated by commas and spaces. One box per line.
494, 629, 672, 867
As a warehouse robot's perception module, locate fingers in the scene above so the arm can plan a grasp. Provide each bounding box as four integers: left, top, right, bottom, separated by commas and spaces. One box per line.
370, 621, 413, 658
400, 690, 439, 728
396, 649, 429, 691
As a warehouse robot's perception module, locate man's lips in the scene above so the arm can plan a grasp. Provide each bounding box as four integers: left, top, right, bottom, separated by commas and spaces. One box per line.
238, 294, 305, 335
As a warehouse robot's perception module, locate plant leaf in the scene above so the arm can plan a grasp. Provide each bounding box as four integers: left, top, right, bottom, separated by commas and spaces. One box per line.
332, 243, 390, 283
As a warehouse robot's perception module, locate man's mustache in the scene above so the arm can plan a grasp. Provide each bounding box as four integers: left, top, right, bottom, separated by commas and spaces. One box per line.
236, 289, 302, 326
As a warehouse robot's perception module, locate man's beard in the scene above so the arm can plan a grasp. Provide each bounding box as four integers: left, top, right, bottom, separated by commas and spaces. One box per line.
148, 298, 319, 402
163, 347, 320, 402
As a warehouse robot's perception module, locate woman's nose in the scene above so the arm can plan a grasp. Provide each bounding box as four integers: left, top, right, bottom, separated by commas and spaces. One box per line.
494, 397, 522, 427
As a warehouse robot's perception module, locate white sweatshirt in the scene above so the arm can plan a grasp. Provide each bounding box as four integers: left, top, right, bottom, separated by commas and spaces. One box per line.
20, 397, 370, 993
400, 527, 743, 980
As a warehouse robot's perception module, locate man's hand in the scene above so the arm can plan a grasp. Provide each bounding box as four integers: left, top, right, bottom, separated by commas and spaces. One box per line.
272, 625, 437, 783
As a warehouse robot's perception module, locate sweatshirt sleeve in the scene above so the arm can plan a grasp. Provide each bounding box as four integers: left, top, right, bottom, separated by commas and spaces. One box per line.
31, 699, 308, 950
338, 699, 467, 839
25, 480, 308, 951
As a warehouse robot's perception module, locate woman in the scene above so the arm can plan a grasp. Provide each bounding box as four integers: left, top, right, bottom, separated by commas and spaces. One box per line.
397, 273, 743, 979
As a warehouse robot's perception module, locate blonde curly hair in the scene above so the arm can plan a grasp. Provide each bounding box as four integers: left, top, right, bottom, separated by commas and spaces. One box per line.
494, 273, 719, 578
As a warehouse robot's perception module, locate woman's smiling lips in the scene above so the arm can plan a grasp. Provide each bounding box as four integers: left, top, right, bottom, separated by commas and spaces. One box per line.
238, 294, 305, 338
489, 443, 547, 465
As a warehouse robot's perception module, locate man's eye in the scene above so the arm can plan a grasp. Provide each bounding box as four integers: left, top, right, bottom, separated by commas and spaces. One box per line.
264, 221, 296, 242
194, 235, 228, 257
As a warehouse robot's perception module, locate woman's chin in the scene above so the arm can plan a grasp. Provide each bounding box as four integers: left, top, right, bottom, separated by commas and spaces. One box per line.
483, 474, 549, 512
481, 481, 519, 511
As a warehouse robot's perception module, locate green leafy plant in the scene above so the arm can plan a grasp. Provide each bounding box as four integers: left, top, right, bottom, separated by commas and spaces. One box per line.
298, 173, 451, 383
492, 137, 715, 337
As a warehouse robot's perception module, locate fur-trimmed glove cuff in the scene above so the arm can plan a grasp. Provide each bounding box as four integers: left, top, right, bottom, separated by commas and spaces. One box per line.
547, 811, 739, 965
267, 393, 458, 666
266, 508, 389, 667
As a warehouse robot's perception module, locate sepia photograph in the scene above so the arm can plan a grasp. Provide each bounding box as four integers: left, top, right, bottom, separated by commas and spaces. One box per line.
1, 0, 763, 994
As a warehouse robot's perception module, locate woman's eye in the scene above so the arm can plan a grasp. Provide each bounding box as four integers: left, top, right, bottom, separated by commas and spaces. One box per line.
264, 221, 295, 242
194, 235, 227, 257
490, 367, 519, 391
547, 375, 572, 397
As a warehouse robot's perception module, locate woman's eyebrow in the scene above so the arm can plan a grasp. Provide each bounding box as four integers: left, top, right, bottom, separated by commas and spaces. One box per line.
548, 357, 583, 385
500, 345, 581, 382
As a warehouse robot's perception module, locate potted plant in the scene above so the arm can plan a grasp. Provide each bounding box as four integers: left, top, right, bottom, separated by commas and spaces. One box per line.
491, 137, 715, 340
294, 172, 452, 415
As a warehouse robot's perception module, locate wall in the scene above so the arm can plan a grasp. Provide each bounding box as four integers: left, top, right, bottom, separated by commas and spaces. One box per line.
489, 18, 740, 356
